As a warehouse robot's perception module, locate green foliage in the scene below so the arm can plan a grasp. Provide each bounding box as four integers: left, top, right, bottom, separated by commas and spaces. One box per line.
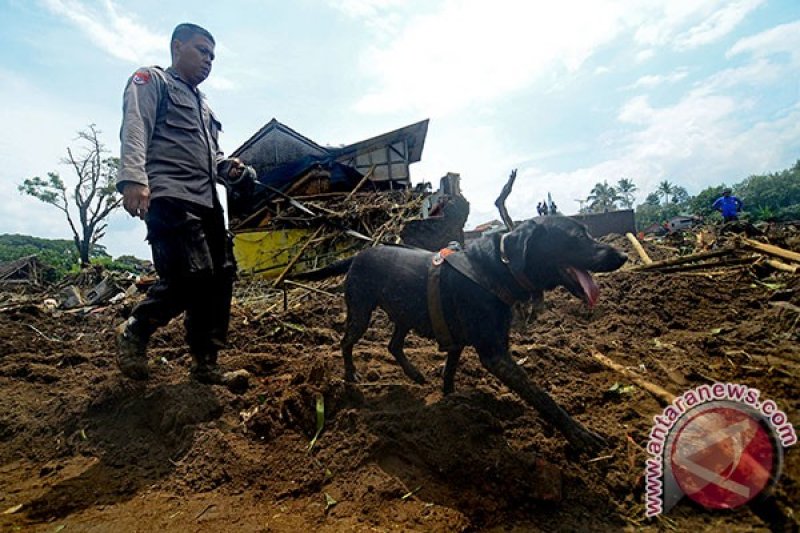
587, 181, 621, 212
687, 184, 727, 218
736, 162, 800, 218
634, 202, 683, 231
0, 234, 78, 281
657, 180, 675, 205
616, 178, 638, 209
18, 172, 66, 206
0, 234, 124, 282
91, 254, 151, 275
588, 160, 800, 230
644, 192, 661, 206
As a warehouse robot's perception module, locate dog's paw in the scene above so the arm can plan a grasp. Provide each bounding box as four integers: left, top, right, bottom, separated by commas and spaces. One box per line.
407, 369, 427, 385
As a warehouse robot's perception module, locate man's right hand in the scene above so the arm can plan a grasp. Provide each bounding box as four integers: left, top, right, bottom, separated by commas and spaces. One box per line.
122, 182, 151, 219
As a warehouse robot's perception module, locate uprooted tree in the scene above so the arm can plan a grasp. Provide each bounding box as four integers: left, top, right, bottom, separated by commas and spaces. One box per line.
19, 125, 122, 267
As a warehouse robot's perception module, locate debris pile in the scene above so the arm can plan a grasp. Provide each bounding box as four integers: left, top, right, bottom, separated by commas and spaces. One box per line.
604, 222, 800, 278
231, 173, 470, 280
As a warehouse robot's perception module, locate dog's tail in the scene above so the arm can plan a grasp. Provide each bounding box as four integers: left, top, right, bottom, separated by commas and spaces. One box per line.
289, 257, 354, 281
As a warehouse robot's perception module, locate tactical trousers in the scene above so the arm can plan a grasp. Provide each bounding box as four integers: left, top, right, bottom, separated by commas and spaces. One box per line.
129, 197, 236, 357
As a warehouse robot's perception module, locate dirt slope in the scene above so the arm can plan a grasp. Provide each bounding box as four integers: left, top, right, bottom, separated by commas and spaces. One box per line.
0, 249, 798, 531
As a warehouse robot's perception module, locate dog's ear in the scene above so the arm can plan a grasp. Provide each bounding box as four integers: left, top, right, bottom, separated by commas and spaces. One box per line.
506, 220, 545, 265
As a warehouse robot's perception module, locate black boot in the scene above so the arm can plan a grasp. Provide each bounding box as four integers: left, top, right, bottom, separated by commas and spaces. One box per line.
116, 318, 150, 380
190, 351, 224, 385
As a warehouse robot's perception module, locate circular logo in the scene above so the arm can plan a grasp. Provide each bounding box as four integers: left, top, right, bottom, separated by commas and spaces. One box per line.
669, 403, 779, 510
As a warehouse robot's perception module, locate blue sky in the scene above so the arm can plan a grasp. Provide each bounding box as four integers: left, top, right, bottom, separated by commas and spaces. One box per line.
1, 0, 799, 259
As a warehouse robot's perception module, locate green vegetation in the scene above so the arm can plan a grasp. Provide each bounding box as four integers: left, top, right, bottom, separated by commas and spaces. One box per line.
0, 234, 148, 282
579, 160, 800, 230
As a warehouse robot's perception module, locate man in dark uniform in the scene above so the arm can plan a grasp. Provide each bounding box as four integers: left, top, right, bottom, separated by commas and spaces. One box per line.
116, 23, 246, 383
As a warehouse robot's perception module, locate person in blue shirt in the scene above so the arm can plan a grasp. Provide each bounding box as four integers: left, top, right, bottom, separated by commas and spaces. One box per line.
712, 188, 743, 222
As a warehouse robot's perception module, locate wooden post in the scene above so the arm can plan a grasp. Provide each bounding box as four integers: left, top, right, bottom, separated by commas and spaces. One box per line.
742, 238, 800, 264
765, 258, 799, 274
625, 233, 652, 265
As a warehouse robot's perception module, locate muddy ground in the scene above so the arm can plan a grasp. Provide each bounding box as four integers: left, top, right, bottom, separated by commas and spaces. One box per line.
0, 234, 798, 532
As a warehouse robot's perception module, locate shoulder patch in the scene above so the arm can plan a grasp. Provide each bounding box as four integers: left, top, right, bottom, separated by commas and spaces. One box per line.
132, 70, 151, 85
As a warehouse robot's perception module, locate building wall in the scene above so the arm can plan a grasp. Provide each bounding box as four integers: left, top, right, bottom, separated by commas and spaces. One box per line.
237, 130, 328, 177
571, 209, 636, 237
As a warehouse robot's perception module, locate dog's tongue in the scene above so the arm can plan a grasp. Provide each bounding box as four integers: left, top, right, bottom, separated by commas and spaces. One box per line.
568, 267, 600, 307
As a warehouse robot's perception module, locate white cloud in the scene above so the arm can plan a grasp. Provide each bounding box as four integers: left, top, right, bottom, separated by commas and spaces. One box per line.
727, 19, 800, 61
628, 68, 689, 89
353, 1, 632, 116
632, 0, 761, 50
40, 0, 165, 64
674, 0, 765, 50
635, 48, 655, 63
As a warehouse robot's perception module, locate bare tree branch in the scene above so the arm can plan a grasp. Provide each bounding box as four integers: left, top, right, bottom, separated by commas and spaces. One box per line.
494, 169, 517, 231
19, 125, 122, 266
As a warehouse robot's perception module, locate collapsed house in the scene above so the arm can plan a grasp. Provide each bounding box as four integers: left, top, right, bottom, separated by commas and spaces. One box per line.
227, 119, 469, 279
0, 255, 52, 289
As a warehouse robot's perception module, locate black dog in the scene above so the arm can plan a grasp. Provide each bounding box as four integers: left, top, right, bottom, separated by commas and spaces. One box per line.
294, 216, 627, 451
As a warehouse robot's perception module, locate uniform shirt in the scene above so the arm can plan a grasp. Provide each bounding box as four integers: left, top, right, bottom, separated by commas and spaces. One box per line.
712, 195, 743, 217
118, 66, 224, 208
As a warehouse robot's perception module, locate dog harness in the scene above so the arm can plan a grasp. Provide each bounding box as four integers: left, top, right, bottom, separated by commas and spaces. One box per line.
426, 236, 543, 351
427, 247, 458, 351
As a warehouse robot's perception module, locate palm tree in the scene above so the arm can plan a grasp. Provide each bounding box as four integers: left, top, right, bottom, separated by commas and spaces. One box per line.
657, 180, 675, 205
616, 178, 638, 209
587, 181, 621, 212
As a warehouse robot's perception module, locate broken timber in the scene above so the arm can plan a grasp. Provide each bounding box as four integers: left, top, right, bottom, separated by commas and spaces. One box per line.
625, 233, 652, 264
632, 247, 735, 271
590, 349, 676, 405
741, 238, 800, 265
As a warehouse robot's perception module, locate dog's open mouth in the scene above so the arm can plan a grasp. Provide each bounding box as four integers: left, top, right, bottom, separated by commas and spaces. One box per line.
561, 266, 600, 307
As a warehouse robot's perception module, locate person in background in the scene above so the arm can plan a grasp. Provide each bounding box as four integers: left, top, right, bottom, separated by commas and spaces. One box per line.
712, 188, 743, 223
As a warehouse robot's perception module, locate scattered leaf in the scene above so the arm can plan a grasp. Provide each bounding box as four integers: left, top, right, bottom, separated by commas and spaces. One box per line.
308, 393, 325, 451
324, 492, 337, 511
3, 504, 23, 514
607, 383, 636, 396
79, 429, 88, 441
53, 526, 66, 532
710, 328, 722, 335
401, 486, 422, 500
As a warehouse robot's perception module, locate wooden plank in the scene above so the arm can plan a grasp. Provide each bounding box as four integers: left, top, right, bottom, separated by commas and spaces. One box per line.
625, 232, 652, 264
765, 258, 799, 274
742, 238, 800, 264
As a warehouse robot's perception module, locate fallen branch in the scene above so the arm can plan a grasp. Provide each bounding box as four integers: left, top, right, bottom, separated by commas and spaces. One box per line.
625, 233, 652, 264
494, 169, 517, 231
273, 226, 325, 288
283, 279, 338, 298
344, 165, 376, 202
655, 255, 756, 274
590, 349, 676, 405
742, 238, 800, 264
633, 247, 735, 271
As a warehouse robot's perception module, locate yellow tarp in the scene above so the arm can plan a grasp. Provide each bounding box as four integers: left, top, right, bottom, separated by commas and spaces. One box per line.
233, 229, 359, 279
